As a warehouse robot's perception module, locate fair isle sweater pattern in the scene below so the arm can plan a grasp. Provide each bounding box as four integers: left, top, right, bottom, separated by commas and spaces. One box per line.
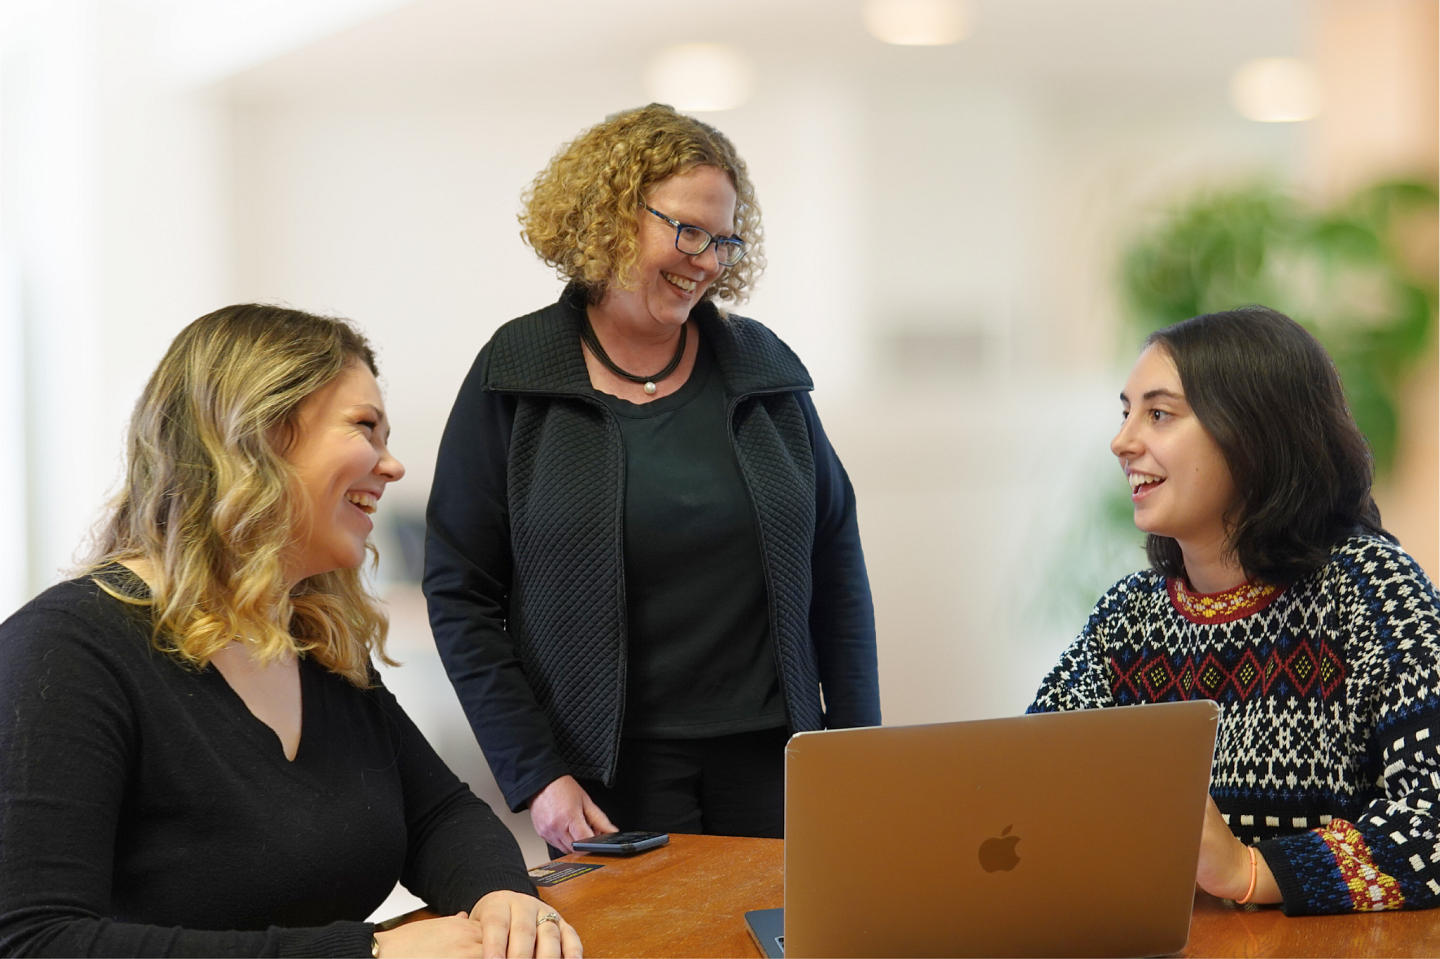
1029, 535, 1440, 916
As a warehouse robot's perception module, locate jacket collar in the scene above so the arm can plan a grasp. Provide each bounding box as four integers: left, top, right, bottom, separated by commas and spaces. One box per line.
483, 285, 813, 397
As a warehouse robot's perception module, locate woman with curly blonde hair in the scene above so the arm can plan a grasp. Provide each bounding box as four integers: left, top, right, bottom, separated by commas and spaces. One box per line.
0, 304, 580, 957
425, 104, 881, 855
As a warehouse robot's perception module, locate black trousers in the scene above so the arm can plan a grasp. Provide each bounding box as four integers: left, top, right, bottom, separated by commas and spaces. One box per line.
556, 726, 788, 858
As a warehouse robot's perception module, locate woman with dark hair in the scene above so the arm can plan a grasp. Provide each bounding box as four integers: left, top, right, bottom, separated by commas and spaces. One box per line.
1031, 305, 1439, 915
0, 305, 579, 956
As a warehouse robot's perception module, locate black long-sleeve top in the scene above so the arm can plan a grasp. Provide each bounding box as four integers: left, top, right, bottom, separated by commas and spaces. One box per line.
0, 571, 536, 957
597, 335, 786, 738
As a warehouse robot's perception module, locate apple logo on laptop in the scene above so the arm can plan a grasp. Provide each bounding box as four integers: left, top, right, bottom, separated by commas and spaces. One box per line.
978, 825, 1021, 872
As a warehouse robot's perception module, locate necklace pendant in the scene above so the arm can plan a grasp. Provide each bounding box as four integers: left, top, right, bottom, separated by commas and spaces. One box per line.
643, 381, 657, 395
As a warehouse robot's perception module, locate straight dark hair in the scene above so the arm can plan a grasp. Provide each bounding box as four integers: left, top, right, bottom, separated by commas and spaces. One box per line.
1144, 305, 1386, 585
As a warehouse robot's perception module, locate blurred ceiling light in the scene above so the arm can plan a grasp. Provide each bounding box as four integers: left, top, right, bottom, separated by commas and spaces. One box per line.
1231, 58, 1323, 122
863, 0, 970, 46
645, 44, 755, 112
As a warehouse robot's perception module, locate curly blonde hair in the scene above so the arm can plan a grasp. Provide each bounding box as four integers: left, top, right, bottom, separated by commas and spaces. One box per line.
521, 103, 765, 304
88, 304, 393, 687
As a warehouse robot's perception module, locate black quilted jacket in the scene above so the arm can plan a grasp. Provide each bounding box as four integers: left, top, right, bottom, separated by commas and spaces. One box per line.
424, 290, 881, 812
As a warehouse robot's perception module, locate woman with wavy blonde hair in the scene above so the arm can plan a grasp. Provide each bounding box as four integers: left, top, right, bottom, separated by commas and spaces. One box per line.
94, 303, 388, 684
425, 104, 880, 856
0, 304, 580, 957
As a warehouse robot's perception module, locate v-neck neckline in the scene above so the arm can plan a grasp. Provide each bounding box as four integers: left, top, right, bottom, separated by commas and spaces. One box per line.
89, 563, 322, 774
205, 655, 314, 768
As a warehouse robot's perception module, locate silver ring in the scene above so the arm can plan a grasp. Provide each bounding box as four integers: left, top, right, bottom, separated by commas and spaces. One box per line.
537, 912, 561, 929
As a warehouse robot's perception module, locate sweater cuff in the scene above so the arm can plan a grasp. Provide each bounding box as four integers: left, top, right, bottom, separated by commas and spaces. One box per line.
1257, 834, 1354, 917
276, 920, 376, 958
506, 762, 571, 814
435, 871, 542, 914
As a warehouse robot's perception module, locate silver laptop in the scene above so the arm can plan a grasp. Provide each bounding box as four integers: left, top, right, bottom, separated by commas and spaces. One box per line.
780, 700, 1220, 958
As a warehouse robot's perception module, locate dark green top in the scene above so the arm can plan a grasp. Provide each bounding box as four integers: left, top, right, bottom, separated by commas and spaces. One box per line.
595, 334, 786, 737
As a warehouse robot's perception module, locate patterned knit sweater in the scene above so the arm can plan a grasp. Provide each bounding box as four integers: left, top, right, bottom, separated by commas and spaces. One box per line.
1029, 535, 1440, 916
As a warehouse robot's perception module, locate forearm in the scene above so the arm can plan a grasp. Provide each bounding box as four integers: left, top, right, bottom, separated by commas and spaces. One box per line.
1249, 588, 1440, 917
809, 534, 880, 728
805, 397, 880, 728
384, 686, 538, 907
401, 795, 538, 912
423, 602, 571, 811
1, 916, 373, 958
1245, 714, 1440, 914
1255, 800, 1440, 915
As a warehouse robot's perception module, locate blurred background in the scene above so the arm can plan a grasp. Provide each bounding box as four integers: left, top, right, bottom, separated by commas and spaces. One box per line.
2, 0, 1436, 876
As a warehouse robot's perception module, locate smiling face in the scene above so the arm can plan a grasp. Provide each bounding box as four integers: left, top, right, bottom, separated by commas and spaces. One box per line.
282, 362, 404, 584
602, 164, 738, 331
1112, 344, 1238, 563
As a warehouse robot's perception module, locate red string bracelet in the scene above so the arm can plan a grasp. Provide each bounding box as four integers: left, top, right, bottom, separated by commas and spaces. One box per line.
1236, 846, 1259, 904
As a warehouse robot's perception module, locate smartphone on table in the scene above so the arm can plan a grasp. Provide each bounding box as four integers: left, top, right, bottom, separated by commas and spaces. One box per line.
570, 831, 669, 855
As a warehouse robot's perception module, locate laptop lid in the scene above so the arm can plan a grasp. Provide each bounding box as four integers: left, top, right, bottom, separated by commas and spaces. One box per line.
784, 700, 1220, 958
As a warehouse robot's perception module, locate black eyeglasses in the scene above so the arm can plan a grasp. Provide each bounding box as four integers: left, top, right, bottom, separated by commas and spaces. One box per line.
645, 205, 748, 267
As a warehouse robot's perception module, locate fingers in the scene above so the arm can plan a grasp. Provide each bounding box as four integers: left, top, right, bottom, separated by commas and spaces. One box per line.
568, 815, 597, 846
474, 892, 522, 959
532, 914, 574, 959
473, 891, 581, 959
530, 806, 575, 854
559, 917, 583, 958
529, 777, 598, 855
532, 912, 578, 959
547, 827, 574, 855
506, 905, 536, 959
478, 904, 511, 959
374, 916, 489, 959
533, 917, 562, 959
580, 793, 617, 835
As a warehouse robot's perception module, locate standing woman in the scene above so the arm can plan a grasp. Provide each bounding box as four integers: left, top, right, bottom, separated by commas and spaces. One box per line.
425, 104, 880, 854
1031, 306, 1439, 914
0, 305, 579, 957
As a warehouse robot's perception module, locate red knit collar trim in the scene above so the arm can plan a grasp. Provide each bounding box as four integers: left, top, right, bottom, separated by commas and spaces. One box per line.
1167, 577, 1284, 624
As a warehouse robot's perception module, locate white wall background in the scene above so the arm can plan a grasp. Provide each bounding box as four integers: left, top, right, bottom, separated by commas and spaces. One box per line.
3, 0, 1360, 879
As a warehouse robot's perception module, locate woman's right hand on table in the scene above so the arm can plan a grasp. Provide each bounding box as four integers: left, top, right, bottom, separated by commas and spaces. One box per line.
529, 775, 616, 854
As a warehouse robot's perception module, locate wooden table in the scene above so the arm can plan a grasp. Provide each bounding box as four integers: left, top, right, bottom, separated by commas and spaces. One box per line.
396, 834, 1440, 955
530, 834, 1440, 958
536, 833, 783, 958
1186, 889, 1440, 958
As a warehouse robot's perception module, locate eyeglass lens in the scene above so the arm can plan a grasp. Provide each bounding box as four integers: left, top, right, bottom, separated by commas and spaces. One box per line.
675, 225, 745, 264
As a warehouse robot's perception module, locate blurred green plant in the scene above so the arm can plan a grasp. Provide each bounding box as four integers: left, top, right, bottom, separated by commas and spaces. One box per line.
1121, 179, 1439, 474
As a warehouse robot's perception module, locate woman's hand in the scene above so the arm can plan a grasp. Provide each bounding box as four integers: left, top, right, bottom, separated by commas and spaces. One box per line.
1196, 794, 1280, 904
471, 890, 582, 958
372, 913, 490, 958
529, 775, 616, 854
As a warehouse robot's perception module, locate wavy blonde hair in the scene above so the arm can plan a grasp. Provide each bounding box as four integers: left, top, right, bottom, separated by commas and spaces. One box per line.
88, 304, 393, 686
521, 103, 766, 304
